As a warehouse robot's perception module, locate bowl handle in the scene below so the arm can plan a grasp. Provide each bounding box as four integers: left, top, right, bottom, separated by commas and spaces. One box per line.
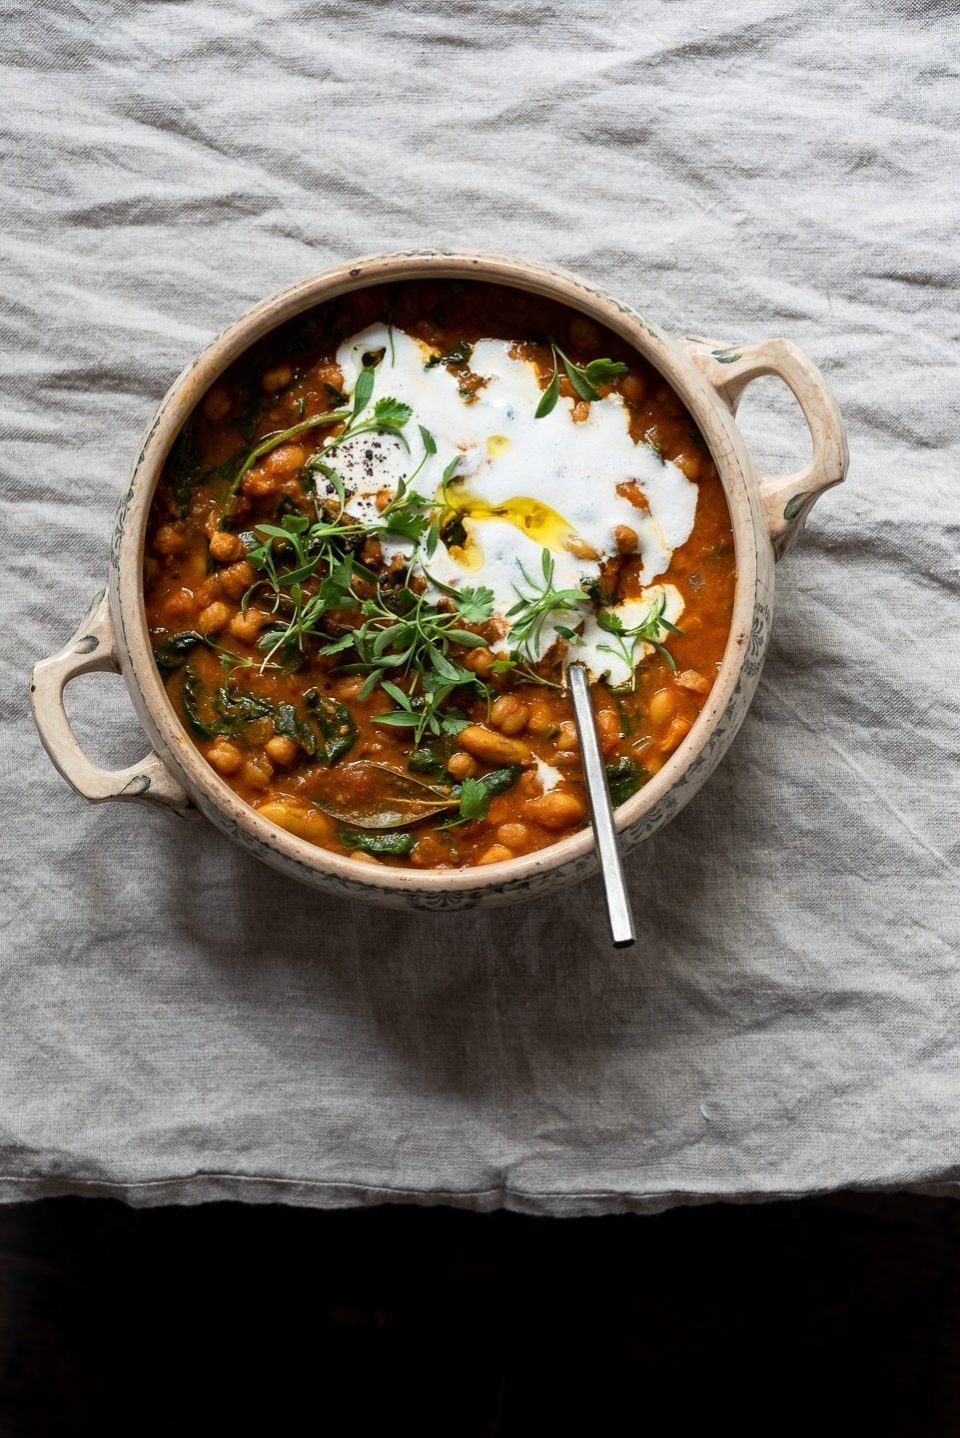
685, 337, 849, 558
31, 590, 195, 814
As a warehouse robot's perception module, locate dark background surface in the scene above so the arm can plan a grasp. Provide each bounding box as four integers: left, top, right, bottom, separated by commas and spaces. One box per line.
0, 1194, 957, 1436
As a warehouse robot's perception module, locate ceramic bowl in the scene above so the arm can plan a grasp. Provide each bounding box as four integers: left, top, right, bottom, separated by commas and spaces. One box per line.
31, 251, 848, 910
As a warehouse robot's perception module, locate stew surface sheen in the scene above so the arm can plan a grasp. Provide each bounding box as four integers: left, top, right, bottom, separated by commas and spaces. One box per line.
144, 281, 736, 869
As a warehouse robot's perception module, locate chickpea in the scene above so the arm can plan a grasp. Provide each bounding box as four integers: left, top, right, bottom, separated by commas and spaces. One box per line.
447, 751, 478, 780
360, 537, 382, 566
660, 716, 692, 754
207, 739, 243, 775
556, 720, 579, 753
522, 792, 585, 831
197, 601, 230, 635
195, 577, 221, 607
229, 607, 266, 644
242, 469, 279, 498
497, 822, 530, 850
676, 453, 702, 481
463, 646, 496, 677
202, 384, 232, 422
571, 401, 590, 423
154, 524, 187, 556
490, 694, 529, 735
163, 589, 195, 622
486, 797, 511, 826
264, 443, 307, 476
209, 530, 243, 563
457, 725, 531, 766
219, 561, 256, 600
518, 769, 542, 798
675, 668, 711, 695
333, 674, 365, 700
478, 844, 514, 866
649, 688, 677, 726
375, 488, 393, 512
568, 314, 602, 352
256, 800, 331, 843
619, 371, 647, 406
242, 753, 274, 790
261, 362, 292, 393
265, 734, 299, 767
526, 699, 560, 738
613, 524, 638, 554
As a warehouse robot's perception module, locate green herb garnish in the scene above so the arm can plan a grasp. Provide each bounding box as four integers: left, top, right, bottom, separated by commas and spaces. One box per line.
339, 829, 415, 857
534, 345, 628, 418
424, 339, 474, 370
605, 756, 648, 807
595, 595, 683, 685
505, 549, 589, 661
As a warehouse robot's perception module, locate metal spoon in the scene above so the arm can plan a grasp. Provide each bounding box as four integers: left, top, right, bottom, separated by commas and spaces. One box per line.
567, 662, 636, 948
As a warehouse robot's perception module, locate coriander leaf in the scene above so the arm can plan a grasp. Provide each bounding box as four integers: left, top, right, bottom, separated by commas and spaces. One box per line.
313, 632, 357, 657
584, 357, 629, 386
596, 610, 625, 634
440, 711, 470, 736
373, 396, 413, 429
457, 776, 490, 822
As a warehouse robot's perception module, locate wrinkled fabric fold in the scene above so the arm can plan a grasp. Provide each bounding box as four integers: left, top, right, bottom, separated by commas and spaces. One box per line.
1, 0, 958, 1213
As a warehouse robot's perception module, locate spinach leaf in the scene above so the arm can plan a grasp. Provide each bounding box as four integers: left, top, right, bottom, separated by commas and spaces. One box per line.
339, 829, 415, 857
424, 339, 474, 370
153, 631, 207, 670
168, 421, 202, 511
181, 667, 220, 738
477, 766, 521, 797
303, 689, 357, 764
605, 756, 648, 808
407, 747, 446, 778
181, 669, 274, 740
212, 686, 275, 728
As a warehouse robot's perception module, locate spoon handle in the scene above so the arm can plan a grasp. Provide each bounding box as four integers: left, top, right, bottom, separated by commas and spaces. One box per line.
567, 663, 636, 948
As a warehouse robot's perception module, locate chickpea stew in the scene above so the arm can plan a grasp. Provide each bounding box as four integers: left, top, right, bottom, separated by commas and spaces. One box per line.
144, 281, 736, 869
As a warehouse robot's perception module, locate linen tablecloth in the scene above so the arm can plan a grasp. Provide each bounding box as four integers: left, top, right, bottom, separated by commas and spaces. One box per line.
2, 0, 958, 1212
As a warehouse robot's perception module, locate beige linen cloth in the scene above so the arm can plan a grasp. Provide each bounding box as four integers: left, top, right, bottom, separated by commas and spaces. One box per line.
1, 0, 957, 1212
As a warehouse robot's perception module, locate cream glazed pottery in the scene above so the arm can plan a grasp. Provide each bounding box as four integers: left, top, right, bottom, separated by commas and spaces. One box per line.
31, 251, 848, 911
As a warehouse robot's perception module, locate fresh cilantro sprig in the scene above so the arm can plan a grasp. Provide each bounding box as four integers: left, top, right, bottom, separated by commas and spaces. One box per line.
505, 549, 590, 661
339, 581, 495, 742
534, 345, 629, 419
227, 364, 411, 500
595, 594, 683, 685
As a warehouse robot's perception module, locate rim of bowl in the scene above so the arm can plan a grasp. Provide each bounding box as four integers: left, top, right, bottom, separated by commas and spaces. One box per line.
113, 249, 760, 898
